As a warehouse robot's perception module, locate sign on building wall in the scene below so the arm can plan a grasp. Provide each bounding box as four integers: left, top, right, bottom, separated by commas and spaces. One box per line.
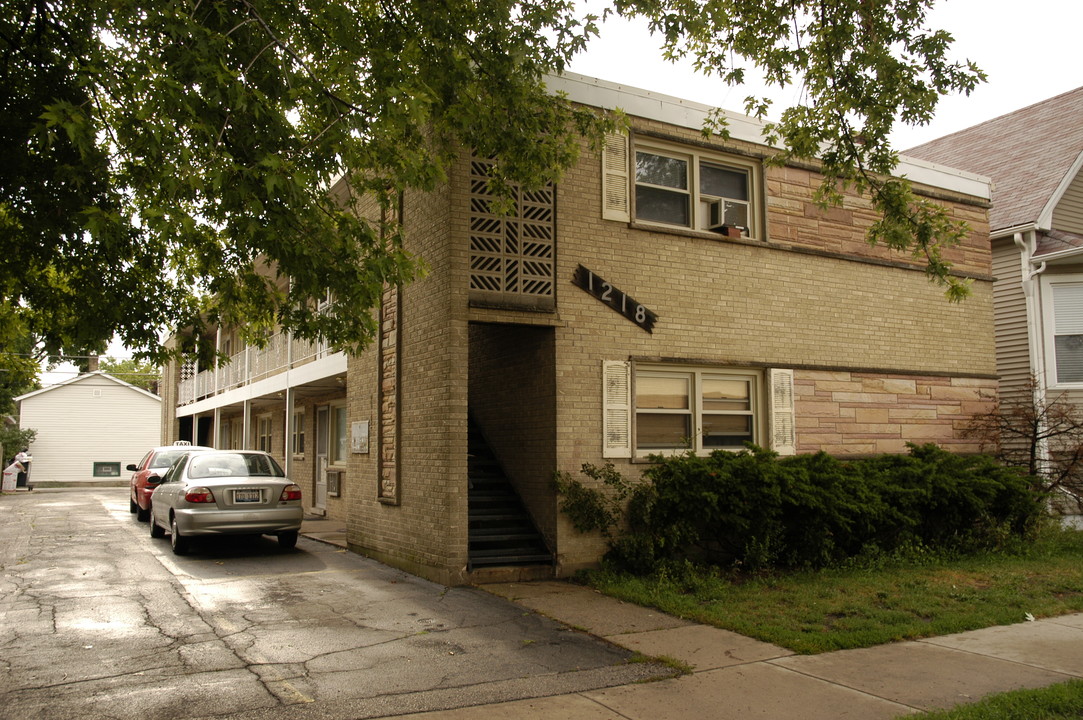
572, 264, 658, 333
351, 420, 369, 454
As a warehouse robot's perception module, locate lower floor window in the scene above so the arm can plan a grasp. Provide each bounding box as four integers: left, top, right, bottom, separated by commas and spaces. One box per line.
292, 410, 305, 455
257, 415, 273, 453
635, 366, 758, 455
330, 403, 348, 465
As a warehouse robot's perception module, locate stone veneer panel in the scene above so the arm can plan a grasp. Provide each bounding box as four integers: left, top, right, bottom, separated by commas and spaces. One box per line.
794, 371, 997, 455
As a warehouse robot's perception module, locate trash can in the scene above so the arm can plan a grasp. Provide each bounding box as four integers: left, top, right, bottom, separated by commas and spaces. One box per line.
2, 462, 18, 492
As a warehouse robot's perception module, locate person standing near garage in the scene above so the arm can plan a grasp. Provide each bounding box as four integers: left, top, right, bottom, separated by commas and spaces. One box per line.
14, 448, 30, 488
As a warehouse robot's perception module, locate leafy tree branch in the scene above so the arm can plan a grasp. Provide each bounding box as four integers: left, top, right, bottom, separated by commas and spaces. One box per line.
1, 0, 983, 378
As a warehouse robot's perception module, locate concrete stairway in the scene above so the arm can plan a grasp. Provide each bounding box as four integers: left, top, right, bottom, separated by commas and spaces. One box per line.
468, 420, 552, 570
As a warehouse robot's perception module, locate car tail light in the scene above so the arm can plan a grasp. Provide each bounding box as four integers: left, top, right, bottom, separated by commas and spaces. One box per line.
184, 487, 216, 503
280, 484, 302, 501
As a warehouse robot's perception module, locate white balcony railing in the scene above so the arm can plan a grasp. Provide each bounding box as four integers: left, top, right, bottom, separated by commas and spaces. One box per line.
175, 330, 339, 406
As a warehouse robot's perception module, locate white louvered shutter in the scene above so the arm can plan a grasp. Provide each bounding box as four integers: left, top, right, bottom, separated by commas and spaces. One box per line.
603, 360, 632, 458
768, 369, 796, 456
601, 133, 630, 222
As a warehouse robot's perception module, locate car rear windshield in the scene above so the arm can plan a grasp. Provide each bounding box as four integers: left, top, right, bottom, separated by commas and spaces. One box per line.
150, 450, 188, 469
188, 453, 286, 479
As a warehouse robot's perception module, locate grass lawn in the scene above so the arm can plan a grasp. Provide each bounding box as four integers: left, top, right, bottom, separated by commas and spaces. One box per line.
917, 680, 1083, 719
585, 527, 1083, 655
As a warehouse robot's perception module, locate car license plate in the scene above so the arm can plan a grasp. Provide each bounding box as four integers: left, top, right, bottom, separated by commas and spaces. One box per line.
234, 489, 262, 503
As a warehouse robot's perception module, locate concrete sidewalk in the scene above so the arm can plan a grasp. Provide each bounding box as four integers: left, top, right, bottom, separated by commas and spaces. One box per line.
300, 514, 348, 547
298, 521, 1083, 719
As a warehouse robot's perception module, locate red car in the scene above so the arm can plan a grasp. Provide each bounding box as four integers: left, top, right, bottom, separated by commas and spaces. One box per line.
128, 443, 214, 521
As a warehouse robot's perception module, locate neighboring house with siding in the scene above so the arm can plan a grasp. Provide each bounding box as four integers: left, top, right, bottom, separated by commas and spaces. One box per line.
161, 73, 997, 585
16, 372, 161, 484
906, 89, 1083, 421
906, 86, 1083, 514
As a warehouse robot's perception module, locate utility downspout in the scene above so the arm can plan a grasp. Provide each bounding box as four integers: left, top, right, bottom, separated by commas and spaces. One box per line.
1015, 230, 1049, 474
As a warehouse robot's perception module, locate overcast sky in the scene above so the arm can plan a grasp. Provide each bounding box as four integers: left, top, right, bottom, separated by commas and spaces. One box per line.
568, 0, 1083, 150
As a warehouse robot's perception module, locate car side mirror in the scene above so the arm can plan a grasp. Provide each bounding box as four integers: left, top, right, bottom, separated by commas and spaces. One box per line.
146, 474, 164, 486
126, 464, 138, 472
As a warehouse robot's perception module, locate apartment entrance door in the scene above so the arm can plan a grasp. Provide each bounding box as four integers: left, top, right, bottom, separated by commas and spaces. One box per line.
314, 405, 329, 514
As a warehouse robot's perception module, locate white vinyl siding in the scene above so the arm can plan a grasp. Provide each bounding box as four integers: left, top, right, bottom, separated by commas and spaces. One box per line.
16, 374, 161, 483
991, 238, 1033, 401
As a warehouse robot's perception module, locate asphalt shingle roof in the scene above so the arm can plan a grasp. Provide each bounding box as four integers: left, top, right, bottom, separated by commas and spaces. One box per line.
904, 86, 1083, 233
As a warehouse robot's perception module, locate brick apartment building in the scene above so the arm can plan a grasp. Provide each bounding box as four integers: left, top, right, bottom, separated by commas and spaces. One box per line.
161, 73, 996, 585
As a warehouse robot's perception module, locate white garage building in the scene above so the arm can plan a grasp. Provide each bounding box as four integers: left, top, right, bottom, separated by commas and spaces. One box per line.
15, 372, 161, 485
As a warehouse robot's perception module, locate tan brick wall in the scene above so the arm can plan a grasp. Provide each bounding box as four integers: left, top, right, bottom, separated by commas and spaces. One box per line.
545, 127, 996, 574
794, 372, 996, 455
343, 178, 472, 586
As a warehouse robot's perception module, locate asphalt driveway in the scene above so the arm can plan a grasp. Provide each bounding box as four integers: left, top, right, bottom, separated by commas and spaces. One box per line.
0, 489, 667, 720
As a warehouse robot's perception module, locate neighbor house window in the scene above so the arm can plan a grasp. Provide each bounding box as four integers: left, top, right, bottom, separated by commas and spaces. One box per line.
635, 366, 758, 455
257, 414, 273, 453
634, 143, 757, 236
292, 410, 305, 456
1047, 279, 1083, 385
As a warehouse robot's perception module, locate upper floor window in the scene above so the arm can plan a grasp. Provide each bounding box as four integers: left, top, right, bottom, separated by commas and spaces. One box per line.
635, 146, 755, 236
603, 134, 761, 239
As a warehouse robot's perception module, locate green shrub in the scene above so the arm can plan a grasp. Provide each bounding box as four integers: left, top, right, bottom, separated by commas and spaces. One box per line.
557, 443, 1046, 575
554, 462, 636, 539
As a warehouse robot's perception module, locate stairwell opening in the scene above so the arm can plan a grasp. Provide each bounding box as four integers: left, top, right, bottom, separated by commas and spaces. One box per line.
467, 323, 557, 571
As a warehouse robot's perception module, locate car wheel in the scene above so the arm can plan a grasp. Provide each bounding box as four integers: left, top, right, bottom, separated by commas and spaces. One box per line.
149, 513, 165, 539
278, 530, 299, 550
130, 496, 138, 514
136, 504, 150, 522
170, 515, 190, 555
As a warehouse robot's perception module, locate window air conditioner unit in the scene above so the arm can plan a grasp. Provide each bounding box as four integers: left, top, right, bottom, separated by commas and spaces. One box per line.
706, 199, 744, 237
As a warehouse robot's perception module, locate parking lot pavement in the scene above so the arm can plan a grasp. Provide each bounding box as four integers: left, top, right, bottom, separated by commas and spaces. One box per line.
0, 489, 672, 720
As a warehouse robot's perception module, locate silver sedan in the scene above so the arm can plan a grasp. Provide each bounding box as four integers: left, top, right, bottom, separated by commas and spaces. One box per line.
148, 450, 304, 555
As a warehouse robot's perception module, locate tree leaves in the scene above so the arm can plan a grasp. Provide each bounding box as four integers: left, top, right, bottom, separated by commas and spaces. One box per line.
1, 0, 984, 374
